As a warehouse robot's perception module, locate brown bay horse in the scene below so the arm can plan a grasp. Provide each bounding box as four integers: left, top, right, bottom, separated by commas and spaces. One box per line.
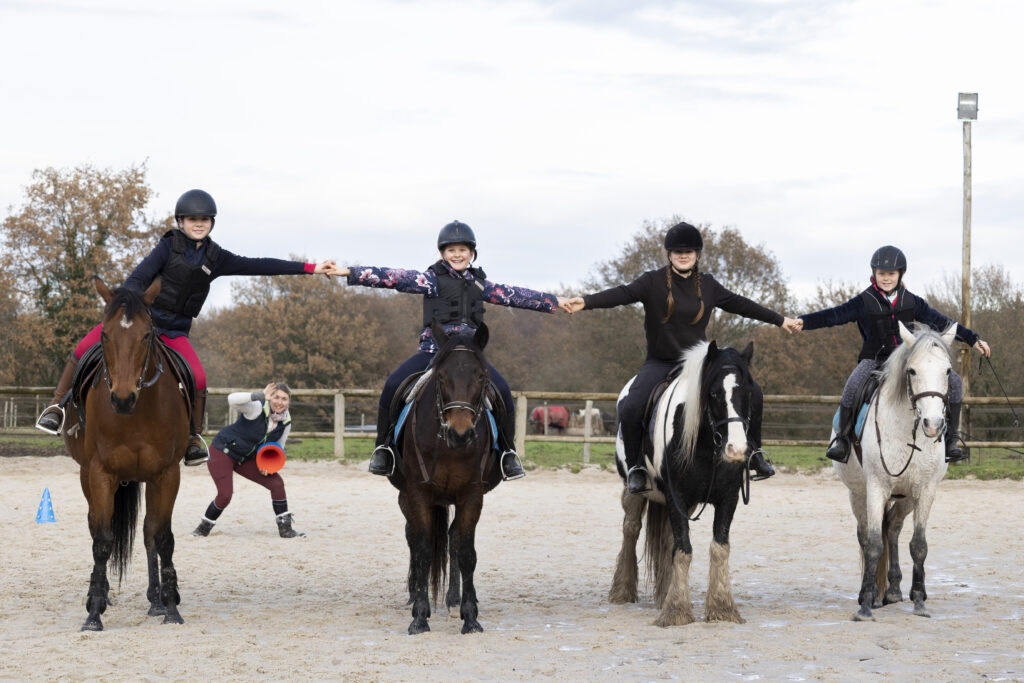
388, 321, 503, 634
63, 277, 190, 631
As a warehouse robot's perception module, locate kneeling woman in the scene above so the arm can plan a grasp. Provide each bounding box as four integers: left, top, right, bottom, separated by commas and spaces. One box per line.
339, 220, 566, 480
191, 383, 305, 538
564, 222, 801, 494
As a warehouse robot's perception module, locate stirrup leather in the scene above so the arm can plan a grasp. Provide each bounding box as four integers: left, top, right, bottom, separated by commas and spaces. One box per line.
35, 405, 66, 435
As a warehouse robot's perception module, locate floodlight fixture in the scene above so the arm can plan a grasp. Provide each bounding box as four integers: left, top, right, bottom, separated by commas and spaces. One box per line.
957, 92, 978, 120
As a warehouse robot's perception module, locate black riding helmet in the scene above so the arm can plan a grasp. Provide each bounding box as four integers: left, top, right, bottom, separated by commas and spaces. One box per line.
175, 189, 217, 229
870, 245, 907, 272
438, 220, 477, 255
664, 222, 703, 251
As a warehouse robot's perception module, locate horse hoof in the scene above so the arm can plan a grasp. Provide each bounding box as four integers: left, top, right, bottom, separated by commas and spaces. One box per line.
81, 619, 103, 632
913, 602, 930, 617
148, 604, 166, 617
461, 620, 484, 634
408, 620, 430, 635
448, 605, 461, 619
163, 613, 185, 625
852, 608, 875, 622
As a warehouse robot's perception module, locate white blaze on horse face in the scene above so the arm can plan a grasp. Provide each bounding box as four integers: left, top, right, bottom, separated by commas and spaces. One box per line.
722, 373, 747, 463
120, 314, 133, 329
916, 347, 949, 438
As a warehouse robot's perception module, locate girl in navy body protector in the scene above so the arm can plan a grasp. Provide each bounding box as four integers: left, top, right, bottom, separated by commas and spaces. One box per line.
798, 245, 991, 463
337, 220, 567, 480
35, 189, 336, 466
563, 222, 802, 495
191, 382, 305, 538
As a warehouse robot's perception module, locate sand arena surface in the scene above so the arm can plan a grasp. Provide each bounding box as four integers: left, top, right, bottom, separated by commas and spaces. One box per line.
1, 456, 1022, 681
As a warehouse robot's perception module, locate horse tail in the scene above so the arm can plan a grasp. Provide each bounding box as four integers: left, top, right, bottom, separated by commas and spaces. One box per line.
429, 505, 449, 604
109, 481, 141, 584
643, 500, 674, 609
876, 503, 893, 598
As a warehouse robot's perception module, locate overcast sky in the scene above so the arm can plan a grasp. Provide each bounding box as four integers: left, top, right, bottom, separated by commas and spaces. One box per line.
2, 0, 1021, 312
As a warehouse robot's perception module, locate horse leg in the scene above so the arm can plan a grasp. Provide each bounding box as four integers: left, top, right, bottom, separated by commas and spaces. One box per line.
144, 536, 164, 616
148, 470, 184, 625
654, 497, 694, 627
82, 470, 117, 632
854, 488, 886, 622
402, 492, 433, 635
705, 492, 743, 623
445, 521, 461, 616
909, 492, 937, 617
882, 499, 912, 606
452, 494, 484, 634
609, 486, 646, 604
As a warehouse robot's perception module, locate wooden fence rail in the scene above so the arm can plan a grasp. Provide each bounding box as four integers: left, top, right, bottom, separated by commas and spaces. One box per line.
2, 386, 1022, 460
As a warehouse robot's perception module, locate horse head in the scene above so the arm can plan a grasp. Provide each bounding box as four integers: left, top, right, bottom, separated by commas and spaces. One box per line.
95, 276, 162, 415
702, 340, 755, 464
431, 319, 490, 449
890, 321, 956, 439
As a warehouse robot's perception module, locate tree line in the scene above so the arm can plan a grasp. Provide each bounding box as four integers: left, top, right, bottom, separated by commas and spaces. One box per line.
3, 165, 1021, 438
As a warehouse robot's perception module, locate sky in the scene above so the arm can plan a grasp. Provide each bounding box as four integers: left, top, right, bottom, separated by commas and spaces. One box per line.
1, 0, 1021, 312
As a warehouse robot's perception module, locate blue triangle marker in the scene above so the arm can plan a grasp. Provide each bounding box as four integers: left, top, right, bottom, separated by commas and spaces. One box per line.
36, 487, 56, 524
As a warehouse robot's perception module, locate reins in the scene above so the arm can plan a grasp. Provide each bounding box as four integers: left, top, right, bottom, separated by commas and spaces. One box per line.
873, 368, 948, 478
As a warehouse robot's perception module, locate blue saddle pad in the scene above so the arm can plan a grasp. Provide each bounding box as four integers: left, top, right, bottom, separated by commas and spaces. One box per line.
833, 402, 871, 440
394, 405, 498, 449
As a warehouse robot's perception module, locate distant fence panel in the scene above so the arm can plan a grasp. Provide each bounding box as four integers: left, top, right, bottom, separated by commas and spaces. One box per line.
2, 387, 1021, 455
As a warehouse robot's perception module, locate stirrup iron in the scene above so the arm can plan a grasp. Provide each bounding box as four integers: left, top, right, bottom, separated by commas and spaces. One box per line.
35, 405, 66, 435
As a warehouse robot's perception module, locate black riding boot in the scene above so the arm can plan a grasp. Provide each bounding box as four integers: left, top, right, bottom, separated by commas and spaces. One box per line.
746, 397, 775, 480
35, 353, 79, 435
827, 404, 854, 463
368, 403, 395, 476
497, 409, 525, 481
945, 401, 968, 463
183, 389, 209, 466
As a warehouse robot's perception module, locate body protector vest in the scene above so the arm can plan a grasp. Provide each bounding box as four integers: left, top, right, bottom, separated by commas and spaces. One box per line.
213, 400, 291, 462
422, 261, 487, 328
152, 230, 223, 319
858, 286, 917, 361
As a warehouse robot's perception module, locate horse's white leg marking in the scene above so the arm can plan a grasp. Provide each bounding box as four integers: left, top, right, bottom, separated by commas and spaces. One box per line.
706, 540, 743, 623
654, 550, 693, 627
609, 486, 646, 604
722, 374, 746, 462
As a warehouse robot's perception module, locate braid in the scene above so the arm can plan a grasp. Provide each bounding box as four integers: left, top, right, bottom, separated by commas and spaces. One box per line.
689, 263, 705, 325
662, 263, 675, 323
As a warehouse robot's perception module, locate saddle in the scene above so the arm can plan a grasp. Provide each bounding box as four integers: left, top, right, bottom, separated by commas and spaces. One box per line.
67, 341, 195, 437
832, 371, 881, 463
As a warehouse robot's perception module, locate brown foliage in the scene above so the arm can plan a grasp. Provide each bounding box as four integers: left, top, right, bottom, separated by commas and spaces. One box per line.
0, 164, 171, 374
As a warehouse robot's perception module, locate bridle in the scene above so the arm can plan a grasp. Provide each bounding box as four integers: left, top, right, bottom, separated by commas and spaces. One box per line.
434, 346, 489, 447
873, 365, 949, 478
101, 313, 164, 393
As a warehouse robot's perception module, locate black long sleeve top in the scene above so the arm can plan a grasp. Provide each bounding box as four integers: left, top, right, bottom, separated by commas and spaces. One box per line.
583, 267, 784, 361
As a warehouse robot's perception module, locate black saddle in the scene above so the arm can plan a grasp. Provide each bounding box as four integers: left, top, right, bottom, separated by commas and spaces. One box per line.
67, 341, 195, 436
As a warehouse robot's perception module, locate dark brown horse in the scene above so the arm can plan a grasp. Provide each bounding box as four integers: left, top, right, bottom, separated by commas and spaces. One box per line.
389, 321, 503, 634
63, 277, 190, 631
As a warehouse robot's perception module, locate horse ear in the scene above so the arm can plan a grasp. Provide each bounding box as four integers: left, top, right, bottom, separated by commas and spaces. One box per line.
940, 323, 957, 348
707, 340, 718, 357
94, 276, 114, 305
142, 278, 162, 307
473, 322, 489, 350
431, 318, 448, 347
898, 321, 915, 346
741, 341, 754, 364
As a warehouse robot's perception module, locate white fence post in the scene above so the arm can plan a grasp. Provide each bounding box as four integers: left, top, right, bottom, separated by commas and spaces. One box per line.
583, 399, 593, 464
334, 392, 345, 459
515, 394, 527, 457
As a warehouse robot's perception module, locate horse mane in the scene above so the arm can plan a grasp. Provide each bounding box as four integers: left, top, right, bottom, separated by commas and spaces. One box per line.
877, 324, 953, 406
677, 342, 710, 461
103, 286, 150, 321
434, 330, 484, 366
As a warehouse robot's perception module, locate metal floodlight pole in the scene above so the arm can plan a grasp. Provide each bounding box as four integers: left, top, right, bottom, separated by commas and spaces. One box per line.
957, 92, 978, 445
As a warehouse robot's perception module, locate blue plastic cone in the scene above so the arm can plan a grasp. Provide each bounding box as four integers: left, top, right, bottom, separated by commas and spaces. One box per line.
36, 487, 56, 524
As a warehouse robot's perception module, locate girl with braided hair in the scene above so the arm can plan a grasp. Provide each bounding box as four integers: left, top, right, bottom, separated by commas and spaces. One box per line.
562, 222, 801, 494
